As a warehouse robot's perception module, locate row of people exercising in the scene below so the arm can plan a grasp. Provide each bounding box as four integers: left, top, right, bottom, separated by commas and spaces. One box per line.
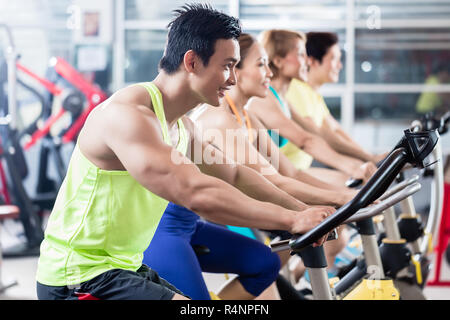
36, 4, 386, 300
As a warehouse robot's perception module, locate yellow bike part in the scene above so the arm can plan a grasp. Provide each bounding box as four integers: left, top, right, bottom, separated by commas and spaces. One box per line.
209, 291, 221, 300
411, 255, 423, 285
343, 278, 400, 300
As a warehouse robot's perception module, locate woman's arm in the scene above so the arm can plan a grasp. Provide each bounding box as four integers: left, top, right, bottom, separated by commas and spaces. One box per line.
193, 113, 354, 207
320, 114, 385, 163
247, 96, 377, 182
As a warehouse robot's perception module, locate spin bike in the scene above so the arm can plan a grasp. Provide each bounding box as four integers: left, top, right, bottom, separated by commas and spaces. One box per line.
333, 112, 448, 299
271, 127, 439, 299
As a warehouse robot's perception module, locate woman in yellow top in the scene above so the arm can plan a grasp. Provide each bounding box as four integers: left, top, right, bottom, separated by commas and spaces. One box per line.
246, 29, 378, 187
286, 32, 387, 166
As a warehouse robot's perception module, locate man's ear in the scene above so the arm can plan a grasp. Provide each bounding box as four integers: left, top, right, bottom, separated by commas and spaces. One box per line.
183, 50, 198, 73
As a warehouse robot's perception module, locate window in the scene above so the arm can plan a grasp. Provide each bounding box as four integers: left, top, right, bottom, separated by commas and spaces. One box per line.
116, 0, 450, 153
125, 30, 166, 83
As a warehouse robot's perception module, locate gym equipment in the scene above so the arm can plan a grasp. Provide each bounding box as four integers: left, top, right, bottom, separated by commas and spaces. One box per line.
0, 23, 107, 256
340, 112, 448, 294
15, 56, 107, 214
338, 113, 447, 298
20, 56, 107, 149
0, 23, 44, 256
420, 111, 450, 287
386, 112, 448, 289
0, 204, 19, 293
379, 111, 449, 290
271, 127, 439, 299
273, 183, 422, 300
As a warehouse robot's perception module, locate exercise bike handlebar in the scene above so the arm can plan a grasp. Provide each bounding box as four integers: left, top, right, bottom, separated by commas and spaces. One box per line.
271, 127, 439, 254
347, 111, 448, 189
286, 148, 409, 253
412, 111, 450, 134
344, 182, 421, 224
271, 182, 422, 252
378, 174, 419, 201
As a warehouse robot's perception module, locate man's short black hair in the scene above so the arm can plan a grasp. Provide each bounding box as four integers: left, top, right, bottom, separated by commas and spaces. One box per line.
306, 32, 339, 63
159, 3, 242, 74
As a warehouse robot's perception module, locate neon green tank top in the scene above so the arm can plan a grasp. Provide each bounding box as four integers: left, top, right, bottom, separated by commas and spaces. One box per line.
36, 82, 188, 286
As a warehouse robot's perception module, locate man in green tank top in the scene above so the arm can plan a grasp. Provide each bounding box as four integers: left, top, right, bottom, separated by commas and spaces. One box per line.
37, 3, 335, 300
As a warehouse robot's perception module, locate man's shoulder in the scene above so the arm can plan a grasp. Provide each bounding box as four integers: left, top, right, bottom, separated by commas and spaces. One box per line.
83, 93, 161, 151
108, 84, 154, 111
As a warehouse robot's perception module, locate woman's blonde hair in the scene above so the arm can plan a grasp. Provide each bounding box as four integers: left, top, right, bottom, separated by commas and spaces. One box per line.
259, 29, 306, 78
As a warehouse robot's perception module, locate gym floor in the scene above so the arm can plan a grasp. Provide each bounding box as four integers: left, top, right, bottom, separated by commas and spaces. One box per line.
1, 243, 450, 300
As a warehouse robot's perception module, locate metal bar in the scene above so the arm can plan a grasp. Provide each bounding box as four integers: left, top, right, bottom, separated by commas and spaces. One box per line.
361, 234, 385, 279
383, 207, 402, 240
400, 197, 417, 217
422, 142, 444, 254
379, 175, 419, 201
345, 182, 421, 224
309, 268, 333, 300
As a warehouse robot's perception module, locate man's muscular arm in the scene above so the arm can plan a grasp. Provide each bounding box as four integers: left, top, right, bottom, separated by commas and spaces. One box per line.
101, 102, 331, 235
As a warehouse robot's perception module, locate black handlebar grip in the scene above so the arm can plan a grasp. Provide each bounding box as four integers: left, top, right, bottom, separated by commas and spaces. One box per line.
290, 147, 409, 252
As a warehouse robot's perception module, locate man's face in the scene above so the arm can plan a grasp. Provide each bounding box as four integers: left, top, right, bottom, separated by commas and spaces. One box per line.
311, 43, 343, 84
190, 38, 240, 106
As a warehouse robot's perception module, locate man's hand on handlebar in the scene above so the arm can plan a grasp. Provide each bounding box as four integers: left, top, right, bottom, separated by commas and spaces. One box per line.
290, 206, 336, 247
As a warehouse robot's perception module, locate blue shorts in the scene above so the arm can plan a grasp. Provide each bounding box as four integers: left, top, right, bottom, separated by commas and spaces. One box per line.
143, 202, 281, 300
